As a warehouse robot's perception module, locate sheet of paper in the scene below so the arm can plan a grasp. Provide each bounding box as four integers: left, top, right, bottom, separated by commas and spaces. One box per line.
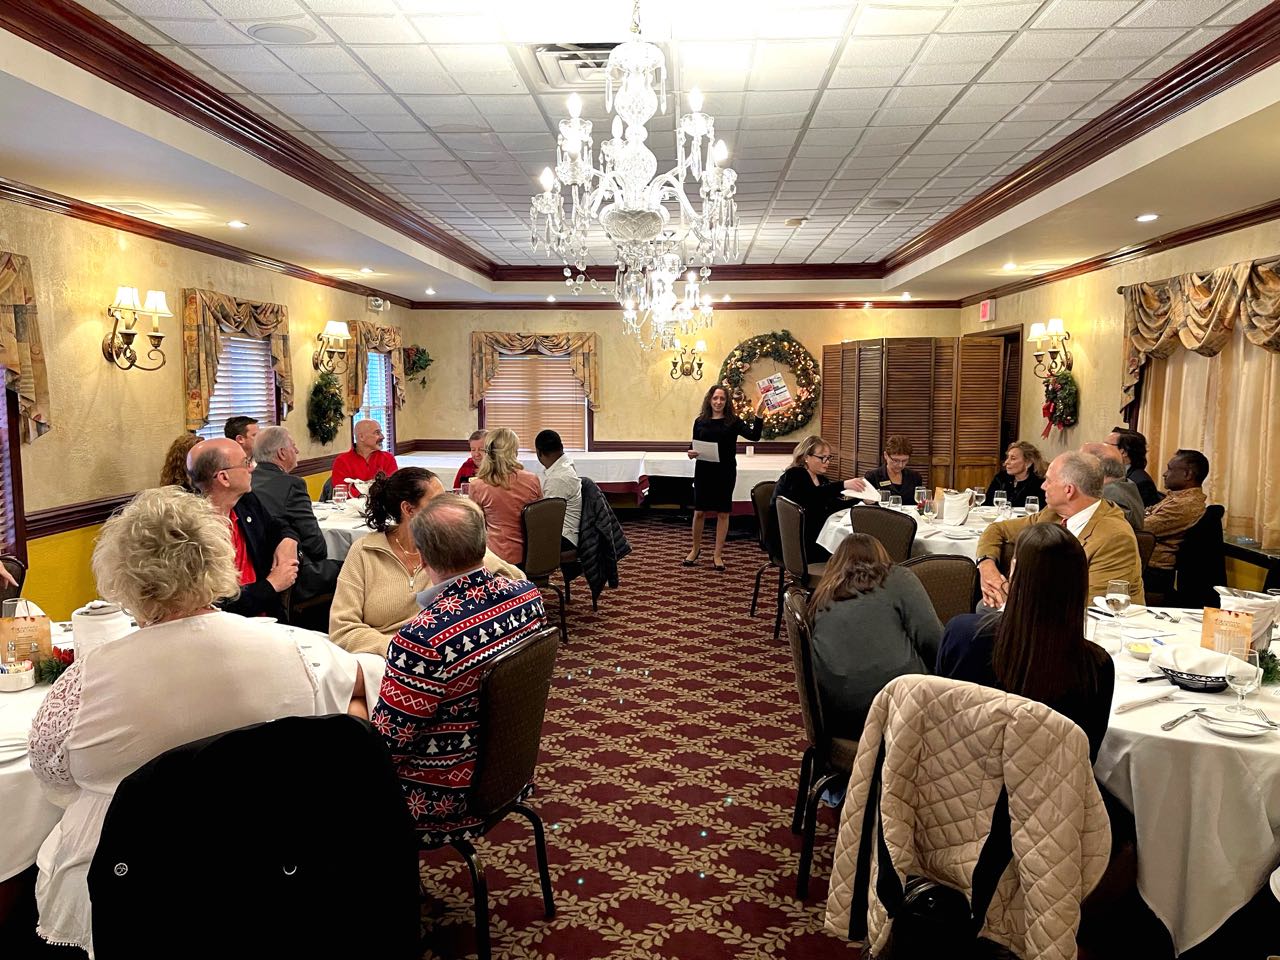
841, 485, 881, 503
756, 373, 794, 413
691, 439, 720, 463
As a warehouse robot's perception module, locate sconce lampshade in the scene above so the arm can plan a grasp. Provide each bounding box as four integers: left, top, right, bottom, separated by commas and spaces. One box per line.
694, 339, 707, 354
1046, 317, 1065, 336
1027, 322, 1047, 342
111, 286, 142, 312
321, 320, 351, 341
141, 290, 173, 317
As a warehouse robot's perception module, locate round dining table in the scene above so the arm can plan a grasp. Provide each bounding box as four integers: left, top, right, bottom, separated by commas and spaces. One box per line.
816, 503, 1015, 561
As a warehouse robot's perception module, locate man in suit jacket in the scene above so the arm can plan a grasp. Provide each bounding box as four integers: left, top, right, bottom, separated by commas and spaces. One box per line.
188, 437, 298, 620
251, 426, 340, 605
976, 451, 1144, 607
1081, 441, 1144, 531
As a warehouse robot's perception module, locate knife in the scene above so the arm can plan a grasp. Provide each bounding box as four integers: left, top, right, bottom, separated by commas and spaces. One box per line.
1161, 707, 1206, 730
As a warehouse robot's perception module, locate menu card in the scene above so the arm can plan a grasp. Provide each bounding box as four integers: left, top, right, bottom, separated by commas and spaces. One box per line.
757, 373, 794, 414
1201, 608, 1253, 652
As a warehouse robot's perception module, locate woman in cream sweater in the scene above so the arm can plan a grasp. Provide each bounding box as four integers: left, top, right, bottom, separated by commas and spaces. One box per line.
329, 467, 522, 656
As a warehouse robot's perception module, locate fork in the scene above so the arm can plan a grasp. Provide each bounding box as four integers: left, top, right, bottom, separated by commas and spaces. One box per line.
1251, 708, 1279, 729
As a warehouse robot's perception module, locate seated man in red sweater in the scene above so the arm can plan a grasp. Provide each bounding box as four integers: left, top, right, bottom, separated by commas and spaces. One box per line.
453, 429, 486, 490
331, 419, 398, 499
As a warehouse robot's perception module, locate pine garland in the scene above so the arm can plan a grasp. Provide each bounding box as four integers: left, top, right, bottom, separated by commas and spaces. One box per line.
717, 330, 821, 439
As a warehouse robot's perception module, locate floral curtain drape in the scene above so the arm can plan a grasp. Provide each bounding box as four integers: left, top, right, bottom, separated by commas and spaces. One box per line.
469, 332, 599, 409
182, 288, 293, 433
0, 253, 51, 443
1120, 256, 1280, 412
343, 320, 406, 416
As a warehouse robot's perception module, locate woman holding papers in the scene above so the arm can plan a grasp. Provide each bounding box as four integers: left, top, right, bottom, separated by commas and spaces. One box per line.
770, 435, 864, 561
685, 383, 766, 571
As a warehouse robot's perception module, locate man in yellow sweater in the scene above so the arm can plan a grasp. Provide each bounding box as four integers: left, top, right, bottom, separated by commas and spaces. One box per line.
976, 451, 1145, 607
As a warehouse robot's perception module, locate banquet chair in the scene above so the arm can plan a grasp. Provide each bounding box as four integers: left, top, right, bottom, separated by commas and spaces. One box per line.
749, 480, 783, 618
319, 477, 333, 502
1171, 504, 1226, 608
1135, 530, 1156, 572
0, 555, 25, 602
88, 715, 420, 960
848, 505, 916, 563
522, 497, 569, 644
445, 626, 559, 960
901, 555, 978, 625
782, 588, 856, 900
775, 497, 827, 642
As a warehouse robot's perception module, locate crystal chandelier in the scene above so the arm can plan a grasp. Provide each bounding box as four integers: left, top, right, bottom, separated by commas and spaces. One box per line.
530, 0, 739, 348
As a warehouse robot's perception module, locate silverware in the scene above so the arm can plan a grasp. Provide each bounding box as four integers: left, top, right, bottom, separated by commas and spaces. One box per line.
1197, 713, 1272, 730
1137, 675, 1171, 684
1161, 707, 1206, 730
1251, 709, 1280, 729
1116, 692, 1175, 713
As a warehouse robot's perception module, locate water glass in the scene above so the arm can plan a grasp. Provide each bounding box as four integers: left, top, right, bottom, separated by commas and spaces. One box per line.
914, 486, 929, 507
888, 494, 902, 509
1024, 496, 1039, 515
921, 498, 937, 522
1093, 619, 1123, 655
1105, 579, 1131, 614
971, 488, 986, 508
333, 485, 348, 507
992, 491, 1008, 513
1225, 647, 1262, 713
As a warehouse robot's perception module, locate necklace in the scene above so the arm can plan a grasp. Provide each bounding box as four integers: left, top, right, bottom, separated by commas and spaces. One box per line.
388, 527, 423, 590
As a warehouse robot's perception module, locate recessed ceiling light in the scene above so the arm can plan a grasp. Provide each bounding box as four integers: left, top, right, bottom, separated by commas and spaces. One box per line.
1135, 213, 1160, 223
359, 267, 373, 274
246, 22, 317, 44
226, 219, 248, 229
424, 287, 435, 296
863, 301, 872, 309
1002, 261, 1017, 271
901, 292, 911, 301
546, 295, 557, 303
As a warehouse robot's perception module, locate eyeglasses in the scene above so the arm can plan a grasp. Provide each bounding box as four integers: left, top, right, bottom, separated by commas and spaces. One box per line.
808, 454, 833, 463
221, 457, 254, 475
886, 456, 910, 467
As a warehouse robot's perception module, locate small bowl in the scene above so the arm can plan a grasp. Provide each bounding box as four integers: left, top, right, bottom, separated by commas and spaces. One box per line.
0, 668, 36, 692
1123, 639, 1153, 661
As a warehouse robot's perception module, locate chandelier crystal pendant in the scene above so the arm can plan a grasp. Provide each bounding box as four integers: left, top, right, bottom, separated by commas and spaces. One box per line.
530, 0, 739, 348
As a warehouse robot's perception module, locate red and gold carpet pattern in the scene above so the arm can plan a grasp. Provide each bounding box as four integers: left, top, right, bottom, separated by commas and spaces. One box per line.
419, 516, 858, 959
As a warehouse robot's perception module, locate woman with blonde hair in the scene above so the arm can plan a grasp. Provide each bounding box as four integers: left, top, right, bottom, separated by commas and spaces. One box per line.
28, 486, 376, 955
985, 440, 1047, 509
467, 426, 542, 565
769, 435, 863, 561
158, 432, 199, 490
807, 533, 942, 738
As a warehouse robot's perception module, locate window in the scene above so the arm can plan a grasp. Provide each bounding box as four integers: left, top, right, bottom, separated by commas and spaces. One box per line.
195, 335, 277, 440
482, 353, 587, 450
353, 350, 395, 450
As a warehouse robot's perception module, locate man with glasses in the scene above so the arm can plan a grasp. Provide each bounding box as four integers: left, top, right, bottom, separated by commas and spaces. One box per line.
187, 437, 299, 620
850, 435, 925, 505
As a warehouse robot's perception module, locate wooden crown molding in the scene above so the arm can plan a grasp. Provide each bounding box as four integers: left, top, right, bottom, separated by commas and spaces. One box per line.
415, 298, 961, 311
1, 0, 1278, 293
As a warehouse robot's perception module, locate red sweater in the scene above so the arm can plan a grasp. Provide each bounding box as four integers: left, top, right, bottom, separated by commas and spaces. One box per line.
453, 458, 478, 490
331, 449, 398, 498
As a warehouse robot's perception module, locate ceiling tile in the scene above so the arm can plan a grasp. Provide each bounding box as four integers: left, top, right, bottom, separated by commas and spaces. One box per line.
978, 57, 1068, 82
853, 5, 950, 35
830, 65, 909, 87
899, 61, 984, 85
270, 45, 363, 72
1121, 0, 1228, 27
918, 32, 1013, 64
1086, 27, 1184, 57
1029, 79, 1112, 102
1031, 0, 1135, 29
321, 15, 423, 43
940, 3, 1040, 32
1053, 56, 1145, 80
750, 40, 839, 88
840, 36, 927, 67
185, 45, 292, 73
957, 82, 1040, 106
208, 0, 308, 14
744, 91, 818, 115
1002, 30, 1098, 60
302, 71, 382, 94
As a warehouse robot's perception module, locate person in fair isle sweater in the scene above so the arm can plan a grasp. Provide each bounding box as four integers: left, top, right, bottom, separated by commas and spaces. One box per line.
371, 494, 546, 846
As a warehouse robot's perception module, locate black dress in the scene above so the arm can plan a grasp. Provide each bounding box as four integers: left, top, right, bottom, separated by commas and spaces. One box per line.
691, 415, 763, 513
863, 465, 925, 504
985, 469, 1046, 508
770, 465, 847, 561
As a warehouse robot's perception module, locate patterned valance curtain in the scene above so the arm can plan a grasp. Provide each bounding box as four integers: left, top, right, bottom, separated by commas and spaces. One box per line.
470, 332, 599, 409
0, 253, 51, 443
343, 319, 406, 416
1120, 256, 1280, 413
182, 288, 293, 432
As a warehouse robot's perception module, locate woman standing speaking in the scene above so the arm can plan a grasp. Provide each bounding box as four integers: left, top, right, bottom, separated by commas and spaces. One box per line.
684, 383, 766, 571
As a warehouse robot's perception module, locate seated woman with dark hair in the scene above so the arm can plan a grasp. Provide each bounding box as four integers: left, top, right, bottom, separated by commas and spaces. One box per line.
937, 523, 1115, 761
158, 432, 199, 491
807, 533, 943, 738
770, 435, 863, 561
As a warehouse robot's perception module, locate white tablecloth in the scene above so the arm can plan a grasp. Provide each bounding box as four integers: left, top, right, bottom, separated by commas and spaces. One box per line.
398, 451, 648, 488
1093, 610, 1280, 953
816, 504, 1011, 560
640, 452, 792, 503
315, 502, 373, 561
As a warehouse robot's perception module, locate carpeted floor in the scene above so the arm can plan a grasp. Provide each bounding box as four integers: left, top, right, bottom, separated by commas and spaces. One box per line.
419, 515, 856, 959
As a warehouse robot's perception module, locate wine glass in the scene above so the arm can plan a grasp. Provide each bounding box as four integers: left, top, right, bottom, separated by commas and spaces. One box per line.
1225, 647, 1262, 713
921, 498, 937, 522
1105, 579, 1131, 614
1024, 496, 1039, 515
333, 484, 348, 508
914, 487, 929, 511
971, 488, 986, 508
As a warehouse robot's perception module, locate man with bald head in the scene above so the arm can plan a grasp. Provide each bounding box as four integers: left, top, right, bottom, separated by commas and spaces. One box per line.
187, 437, 299, 620
1081, 441, 1144, 531
330, 419, 398, 499
975, 450, 1144, 607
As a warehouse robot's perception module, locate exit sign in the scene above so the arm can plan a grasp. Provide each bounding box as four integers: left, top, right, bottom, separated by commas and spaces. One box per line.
978, 299, 996, 323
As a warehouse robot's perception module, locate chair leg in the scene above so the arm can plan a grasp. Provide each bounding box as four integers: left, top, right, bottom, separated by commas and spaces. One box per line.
546, 583, 567, 645
773, 568, 787, 642
513, 803, 556, 919
451, 837, 491, 960
796, 770, 846, 900
750, 560, 769, 617
792, 746, 815, 834
562, 574, 571, 606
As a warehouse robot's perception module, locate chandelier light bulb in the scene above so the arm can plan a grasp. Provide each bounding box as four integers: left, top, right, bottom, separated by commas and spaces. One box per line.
611, 115, 624, 140
712, 140, 728, 163
539, 167, 555, 192
567, 92, 583, 119
688, 87, 704, 113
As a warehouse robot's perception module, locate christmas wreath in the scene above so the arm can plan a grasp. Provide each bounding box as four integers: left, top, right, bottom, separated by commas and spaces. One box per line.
307, 371, 345, 444
1041, 370, 1079, 438
717, 329, 821, 439
404, 344, 433, 389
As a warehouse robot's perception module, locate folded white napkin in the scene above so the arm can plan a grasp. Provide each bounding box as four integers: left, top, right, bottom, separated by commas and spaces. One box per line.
938, 489, 972, 526
1215, 587, 1279, 648
1115, 691, 1176, 713
1150, 645, 1245, 677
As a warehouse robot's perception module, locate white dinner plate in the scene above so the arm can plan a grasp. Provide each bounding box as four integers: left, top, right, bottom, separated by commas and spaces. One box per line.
942, 528, 977, 539
1195, 709, 1273, 738
1092, 596, 1146, 618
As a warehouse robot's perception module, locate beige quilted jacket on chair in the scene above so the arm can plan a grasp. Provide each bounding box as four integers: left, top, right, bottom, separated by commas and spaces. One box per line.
824, 675, 1110, 960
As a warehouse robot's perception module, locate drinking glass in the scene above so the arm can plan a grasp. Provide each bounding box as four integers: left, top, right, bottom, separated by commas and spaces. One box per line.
333, 485, 348, 507
1225, 647, 1262, 713
1092, 619, 1123, 655
992, 490, 1008, 513
888, 495, 902, 509
921, 498, 937, 522
1024, 496, 1039, 515
971, 488, 986, 508
1105, 579, 1131, 614
914, 487, 929, 508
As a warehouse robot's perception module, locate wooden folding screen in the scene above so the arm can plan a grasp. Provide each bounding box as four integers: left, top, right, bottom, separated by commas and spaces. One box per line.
818, 337, 1004, 490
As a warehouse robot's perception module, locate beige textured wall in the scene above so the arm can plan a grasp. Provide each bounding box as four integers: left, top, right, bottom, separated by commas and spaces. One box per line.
0, 198, 415, 511
398, 306, 961, 444
960, 219, 1280, 458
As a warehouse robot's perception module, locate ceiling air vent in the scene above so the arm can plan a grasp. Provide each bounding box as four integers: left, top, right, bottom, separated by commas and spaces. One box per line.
100, 201, 171, 218
531, 43, 621, 89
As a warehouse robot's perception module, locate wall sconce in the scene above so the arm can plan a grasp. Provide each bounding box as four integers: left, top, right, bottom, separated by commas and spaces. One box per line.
670, 339, 706, 380
103, 286, 170, 371
312, 320, 351, 374
1027, 317, 1072, 379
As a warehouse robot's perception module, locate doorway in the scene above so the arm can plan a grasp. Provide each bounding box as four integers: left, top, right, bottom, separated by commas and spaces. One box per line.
964, 324, 1024, 453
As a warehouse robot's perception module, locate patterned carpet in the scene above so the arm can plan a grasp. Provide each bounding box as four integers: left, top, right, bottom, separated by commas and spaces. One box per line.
419, 515, 859, 959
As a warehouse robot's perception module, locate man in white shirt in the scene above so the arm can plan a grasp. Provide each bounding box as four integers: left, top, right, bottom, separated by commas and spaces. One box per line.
534, 429, 582, 550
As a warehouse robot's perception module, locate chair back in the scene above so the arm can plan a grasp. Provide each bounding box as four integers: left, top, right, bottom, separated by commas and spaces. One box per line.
521, 497, 568, 582
470, 626, 560, 817
783, 587, 825, 749
1135, 530, 1157, 571
319, 477, 333, 502
89, 715, 420, 960
751, 481, 781, 562
902, 555, 978, 625
849, 506, 917, 563
1174, 504, 1226, 608
0, 555, 26, 602
775, 496, 812, 584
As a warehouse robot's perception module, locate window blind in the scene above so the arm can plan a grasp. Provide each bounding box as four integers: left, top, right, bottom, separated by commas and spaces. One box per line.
353, 351, 395, 450
483, 353, 587, 450
196, 335, 277, 440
